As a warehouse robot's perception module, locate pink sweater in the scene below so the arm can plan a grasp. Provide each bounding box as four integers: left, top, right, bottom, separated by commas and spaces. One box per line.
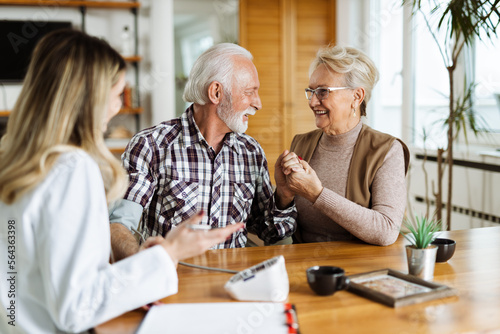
295, 122, 407, 246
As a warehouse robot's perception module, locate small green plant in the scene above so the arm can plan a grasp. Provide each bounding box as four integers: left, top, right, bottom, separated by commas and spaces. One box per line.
402, 216, 442, 249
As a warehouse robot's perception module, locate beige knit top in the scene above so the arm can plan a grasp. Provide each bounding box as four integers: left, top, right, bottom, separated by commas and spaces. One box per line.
294, 122, 406, 246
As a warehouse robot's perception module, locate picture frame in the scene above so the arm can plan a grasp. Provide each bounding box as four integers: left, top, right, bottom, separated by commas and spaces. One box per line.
347, 269, 458, 307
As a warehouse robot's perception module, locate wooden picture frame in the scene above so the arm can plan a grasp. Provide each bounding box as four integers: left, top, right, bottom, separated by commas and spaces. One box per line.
347, 269, 457, 307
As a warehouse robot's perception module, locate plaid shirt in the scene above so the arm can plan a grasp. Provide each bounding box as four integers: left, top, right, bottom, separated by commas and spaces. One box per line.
122, 106, 297, 248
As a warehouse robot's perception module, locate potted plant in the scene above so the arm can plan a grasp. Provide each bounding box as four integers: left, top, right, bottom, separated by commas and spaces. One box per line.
402, 216, 442, 280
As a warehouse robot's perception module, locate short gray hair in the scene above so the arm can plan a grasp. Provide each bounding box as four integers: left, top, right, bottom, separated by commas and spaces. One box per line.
309, 45, 379, 116
183, 43, 253, 105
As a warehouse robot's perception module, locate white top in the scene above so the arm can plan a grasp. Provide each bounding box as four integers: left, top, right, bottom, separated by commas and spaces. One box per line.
0, 150, 178, 334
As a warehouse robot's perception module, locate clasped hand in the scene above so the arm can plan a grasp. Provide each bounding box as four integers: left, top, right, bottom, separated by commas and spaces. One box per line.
274, 150, 323, 204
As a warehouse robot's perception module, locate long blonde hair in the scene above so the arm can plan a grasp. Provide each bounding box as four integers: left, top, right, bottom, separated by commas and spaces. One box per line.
0, 29, 127, 204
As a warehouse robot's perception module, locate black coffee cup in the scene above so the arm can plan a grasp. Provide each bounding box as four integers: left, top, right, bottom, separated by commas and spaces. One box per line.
306, 266, 350, 296
431, 238, 456, 262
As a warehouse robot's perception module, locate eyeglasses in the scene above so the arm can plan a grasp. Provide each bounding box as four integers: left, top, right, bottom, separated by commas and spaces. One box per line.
304, 87, 350, 100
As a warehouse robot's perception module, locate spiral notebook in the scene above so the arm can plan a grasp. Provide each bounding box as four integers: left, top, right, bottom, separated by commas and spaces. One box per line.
137, 302, 300, 334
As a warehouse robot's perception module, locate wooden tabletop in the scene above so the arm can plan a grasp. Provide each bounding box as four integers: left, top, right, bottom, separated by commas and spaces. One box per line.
95, 226, 500, 333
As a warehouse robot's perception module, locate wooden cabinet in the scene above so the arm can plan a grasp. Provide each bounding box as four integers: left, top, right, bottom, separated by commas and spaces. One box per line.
239, 0, 336, 181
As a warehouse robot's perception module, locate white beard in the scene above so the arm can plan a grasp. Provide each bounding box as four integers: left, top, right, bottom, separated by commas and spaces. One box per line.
216, 94, 255, 133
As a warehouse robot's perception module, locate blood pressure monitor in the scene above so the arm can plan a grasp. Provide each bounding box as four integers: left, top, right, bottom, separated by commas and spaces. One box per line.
224, 255, 289, 302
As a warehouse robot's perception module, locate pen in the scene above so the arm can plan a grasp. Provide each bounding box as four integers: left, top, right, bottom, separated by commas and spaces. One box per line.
284, 303, 299, 334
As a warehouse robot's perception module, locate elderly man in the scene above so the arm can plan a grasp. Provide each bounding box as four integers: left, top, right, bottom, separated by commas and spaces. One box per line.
110, 43, 297, 259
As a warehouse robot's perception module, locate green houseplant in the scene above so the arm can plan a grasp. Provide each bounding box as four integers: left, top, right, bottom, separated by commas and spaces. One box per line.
402, 216, 442, 280
403, 0, 500, 230
402, 216, 442, 249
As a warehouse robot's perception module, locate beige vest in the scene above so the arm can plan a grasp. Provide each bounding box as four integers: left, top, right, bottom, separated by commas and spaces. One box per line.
290, 124, 410, 208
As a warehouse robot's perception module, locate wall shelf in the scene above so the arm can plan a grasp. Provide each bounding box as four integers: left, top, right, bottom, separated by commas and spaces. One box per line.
105, 138, 131, 156
119, 107, 143, 115
0, 0, 140, 9
1, 107, 143, 117
108, 147, 126, 154
123, 55, 142, 63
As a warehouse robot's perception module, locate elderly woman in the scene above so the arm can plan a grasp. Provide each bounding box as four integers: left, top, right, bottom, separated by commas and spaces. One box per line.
279, 45, 409, 246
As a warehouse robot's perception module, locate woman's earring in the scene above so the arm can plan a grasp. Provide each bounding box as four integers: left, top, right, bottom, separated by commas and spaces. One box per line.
352, 108, 356, 117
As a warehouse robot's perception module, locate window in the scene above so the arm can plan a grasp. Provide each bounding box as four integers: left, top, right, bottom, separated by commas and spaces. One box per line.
180, 34, 214, 76
371, 0, 404, 140
412, 6, 450, 149
473, 32, 500, 134
371, 0, 500, 149
174, 16, 216, 116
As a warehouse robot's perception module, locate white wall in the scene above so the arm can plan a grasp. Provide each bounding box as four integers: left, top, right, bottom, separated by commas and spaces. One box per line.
149, 0, 175, 126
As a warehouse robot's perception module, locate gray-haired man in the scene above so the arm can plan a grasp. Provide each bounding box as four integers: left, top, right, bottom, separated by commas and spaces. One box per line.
109, 43, 297, 259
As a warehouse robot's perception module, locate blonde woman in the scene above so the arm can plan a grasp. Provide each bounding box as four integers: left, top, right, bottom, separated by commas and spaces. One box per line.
279, 45, 410, 246
0, 29, 242, 333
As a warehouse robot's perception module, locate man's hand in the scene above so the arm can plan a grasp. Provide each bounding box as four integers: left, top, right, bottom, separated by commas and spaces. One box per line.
274, 150, 303, 208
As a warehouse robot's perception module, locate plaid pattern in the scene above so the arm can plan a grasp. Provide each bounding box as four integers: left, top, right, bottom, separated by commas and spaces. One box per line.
122, 106, 297, 248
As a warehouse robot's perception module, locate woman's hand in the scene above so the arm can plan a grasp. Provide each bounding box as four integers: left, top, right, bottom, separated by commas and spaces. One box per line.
286, 159, 323, 203
161, 212, 244, 266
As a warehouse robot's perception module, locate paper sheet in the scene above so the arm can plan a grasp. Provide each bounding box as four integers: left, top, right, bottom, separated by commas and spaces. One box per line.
137, 302, 293, 334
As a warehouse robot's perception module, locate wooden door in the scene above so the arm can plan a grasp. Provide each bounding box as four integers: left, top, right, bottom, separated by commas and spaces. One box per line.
240, 0, 336, 182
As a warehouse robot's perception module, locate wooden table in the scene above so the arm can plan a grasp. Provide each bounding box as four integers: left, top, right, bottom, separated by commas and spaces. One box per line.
95, 226, 500, 333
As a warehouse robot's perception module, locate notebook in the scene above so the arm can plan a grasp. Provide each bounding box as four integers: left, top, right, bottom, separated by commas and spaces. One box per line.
136, 302, 299, 334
